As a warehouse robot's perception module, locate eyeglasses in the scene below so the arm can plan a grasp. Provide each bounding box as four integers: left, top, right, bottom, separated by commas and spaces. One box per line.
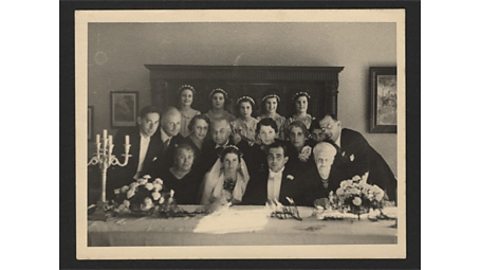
319, 124, 334, 131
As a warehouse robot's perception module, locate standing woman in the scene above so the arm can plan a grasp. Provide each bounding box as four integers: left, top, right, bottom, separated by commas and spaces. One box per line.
257, 93, 286, 140
205, 88, 236, 123
231, 96, 259, 145
285, 91, 314, 130
177, 84, 201, 138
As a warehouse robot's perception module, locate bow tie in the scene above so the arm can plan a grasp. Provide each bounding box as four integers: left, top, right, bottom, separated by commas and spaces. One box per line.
268, 168, 284, 179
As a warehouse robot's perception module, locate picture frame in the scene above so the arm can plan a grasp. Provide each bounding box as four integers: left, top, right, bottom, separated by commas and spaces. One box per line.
369, 67, 397, 133
110, 91, 138, 127
87, 106, 93, 140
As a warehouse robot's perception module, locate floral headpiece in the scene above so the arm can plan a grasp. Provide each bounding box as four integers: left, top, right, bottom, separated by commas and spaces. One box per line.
178, 84, 196, 94
261, 94, 281, 103
293, 91, 311, 101
236, 95, 256, 106
219, 144, 243, 159
209, 88, 228, 99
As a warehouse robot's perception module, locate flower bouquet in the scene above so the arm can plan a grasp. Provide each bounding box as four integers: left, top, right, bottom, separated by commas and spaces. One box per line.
111, 175, 189, 218
334, 173, 386, 219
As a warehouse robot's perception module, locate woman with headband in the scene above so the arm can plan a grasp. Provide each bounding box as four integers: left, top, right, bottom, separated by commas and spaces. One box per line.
177, 84, 201, 137
285, 91, 315, 130
231, 95, 259, 145
257, 93, 286, 140
205, 88, 236, 123
200, 145, 250, 205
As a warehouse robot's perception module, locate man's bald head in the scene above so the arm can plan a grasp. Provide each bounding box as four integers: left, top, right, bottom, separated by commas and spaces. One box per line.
161, 107, 181, 137
210, 118, 231, 145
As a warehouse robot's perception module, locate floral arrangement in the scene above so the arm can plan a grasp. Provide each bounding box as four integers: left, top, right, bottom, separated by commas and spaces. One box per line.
111, 175, 183, 217
334, 173, 386, 216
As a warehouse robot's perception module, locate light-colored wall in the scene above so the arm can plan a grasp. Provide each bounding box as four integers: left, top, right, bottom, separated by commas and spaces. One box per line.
88, 22, 397, 174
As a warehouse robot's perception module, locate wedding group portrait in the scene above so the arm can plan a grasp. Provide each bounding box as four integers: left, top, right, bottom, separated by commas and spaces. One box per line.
74, 9, 408, 260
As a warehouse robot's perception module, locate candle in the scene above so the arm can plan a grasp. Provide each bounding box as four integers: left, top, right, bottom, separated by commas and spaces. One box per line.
108, 135, 113, 145
125, 135, 130, 145
103, 129, 107, 141
96, 134, 100, 144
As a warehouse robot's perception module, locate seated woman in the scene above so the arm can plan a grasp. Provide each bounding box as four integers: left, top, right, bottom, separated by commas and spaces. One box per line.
158, 143, 201, 204
304, 141, 350, 205
200, 145, 250, 205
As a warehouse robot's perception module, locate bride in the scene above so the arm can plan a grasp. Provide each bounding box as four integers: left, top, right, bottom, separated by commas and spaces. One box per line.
200, 145, 250, 205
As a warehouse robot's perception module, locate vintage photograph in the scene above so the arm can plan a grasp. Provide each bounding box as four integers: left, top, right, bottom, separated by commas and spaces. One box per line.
76, 9, 406, 260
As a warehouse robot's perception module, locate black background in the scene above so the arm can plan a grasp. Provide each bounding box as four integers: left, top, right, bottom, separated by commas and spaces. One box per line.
60, 1, 420, 269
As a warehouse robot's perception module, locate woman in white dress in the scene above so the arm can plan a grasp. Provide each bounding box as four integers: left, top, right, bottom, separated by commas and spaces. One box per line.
200, 145, 250, 205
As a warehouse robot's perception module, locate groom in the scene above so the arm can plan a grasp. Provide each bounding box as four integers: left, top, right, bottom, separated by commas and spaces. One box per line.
242, 141, 308, 206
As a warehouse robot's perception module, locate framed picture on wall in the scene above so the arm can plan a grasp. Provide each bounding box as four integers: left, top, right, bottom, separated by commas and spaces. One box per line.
110, 91, 138, 127
369, 67, 397, 133
88, 106, 93, 140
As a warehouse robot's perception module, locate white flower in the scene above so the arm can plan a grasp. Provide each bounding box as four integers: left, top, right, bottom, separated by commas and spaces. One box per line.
122, 200, 130, 208
126, 189, 136, 199
286, 175, 295, 181
298, 145, 312, 162
113, 188, 120, 195
129, 182, 139, 190
352, 175, 361, 182
159, 197, 165, 204
145, 182, 154, 191
153, 183, 163, 192
137, 178, 148, 185
151, 191, 161, 201
153, 178, 163, 185
144, 197, 153, 205
352, 196, 362, 206
143, 174, 152, 180
170, 189, 175, 198
350, 154, 355, 161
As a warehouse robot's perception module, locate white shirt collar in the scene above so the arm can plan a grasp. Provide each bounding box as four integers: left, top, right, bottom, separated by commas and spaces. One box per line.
269, 166, 285, 178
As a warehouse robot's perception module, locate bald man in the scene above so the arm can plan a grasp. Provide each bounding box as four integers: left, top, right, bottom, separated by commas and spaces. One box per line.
148, 107, 185, 176
303, 141, 351, 205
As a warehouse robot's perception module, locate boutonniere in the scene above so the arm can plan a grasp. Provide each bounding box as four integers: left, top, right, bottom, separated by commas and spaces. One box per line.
152, 157, 158, 161
342, 151, 346, 157
286, 175, 295, 181
349, 154, 355, 162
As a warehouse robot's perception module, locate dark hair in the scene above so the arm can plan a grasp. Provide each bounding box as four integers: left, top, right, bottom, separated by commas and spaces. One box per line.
256, 117, 278, 134
139, 105, 161, 119
310, 119, 321, 131
292, 91, 311, 101
209, 88, 230, 107
318, 112, 338, 121
286, 120, 309, 138
178, 84, 196, 105
267, 141, 289, 158
219, 145, 243, 161
260, 90, 281, 114
188, 114, 210, 132
236, 96, 256, 116
172, 143, 196, 165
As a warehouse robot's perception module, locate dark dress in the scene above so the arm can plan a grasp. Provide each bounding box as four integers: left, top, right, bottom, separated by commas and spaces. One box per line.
146, 132, 185, 177
159, 168, 203, 204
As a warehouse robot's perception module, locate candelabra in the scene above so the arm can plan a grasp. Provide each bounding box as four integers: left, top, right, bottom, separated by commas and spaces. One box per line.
88, 129, 131, 220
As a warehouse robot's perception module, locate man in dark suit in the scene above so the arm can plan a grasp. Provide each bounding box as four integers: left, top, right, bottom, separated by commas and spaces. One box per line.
317, 113, 397, 202
198, 117, 233, 175
243, 141, 309, 206
148, 107, 184, 176
107, 106, 163, 197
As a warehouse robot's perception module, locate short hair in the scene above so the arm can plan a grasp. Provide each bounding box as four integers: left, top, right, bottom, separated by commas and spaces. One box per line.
318, 112, 339, 122
286, 120, 309, 138
139, 105, 161, 119
173, 143, 196, 160
219, 145, 243, 161
267, 141, 289, 158
312, 141, 339, 159
188, 114, 210, 132
256, 117, 278, 134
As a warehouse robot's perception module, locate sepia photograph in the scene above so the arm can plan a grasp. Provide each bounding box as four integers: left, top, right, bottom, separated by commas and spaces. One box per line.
74, 9, 408, 260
